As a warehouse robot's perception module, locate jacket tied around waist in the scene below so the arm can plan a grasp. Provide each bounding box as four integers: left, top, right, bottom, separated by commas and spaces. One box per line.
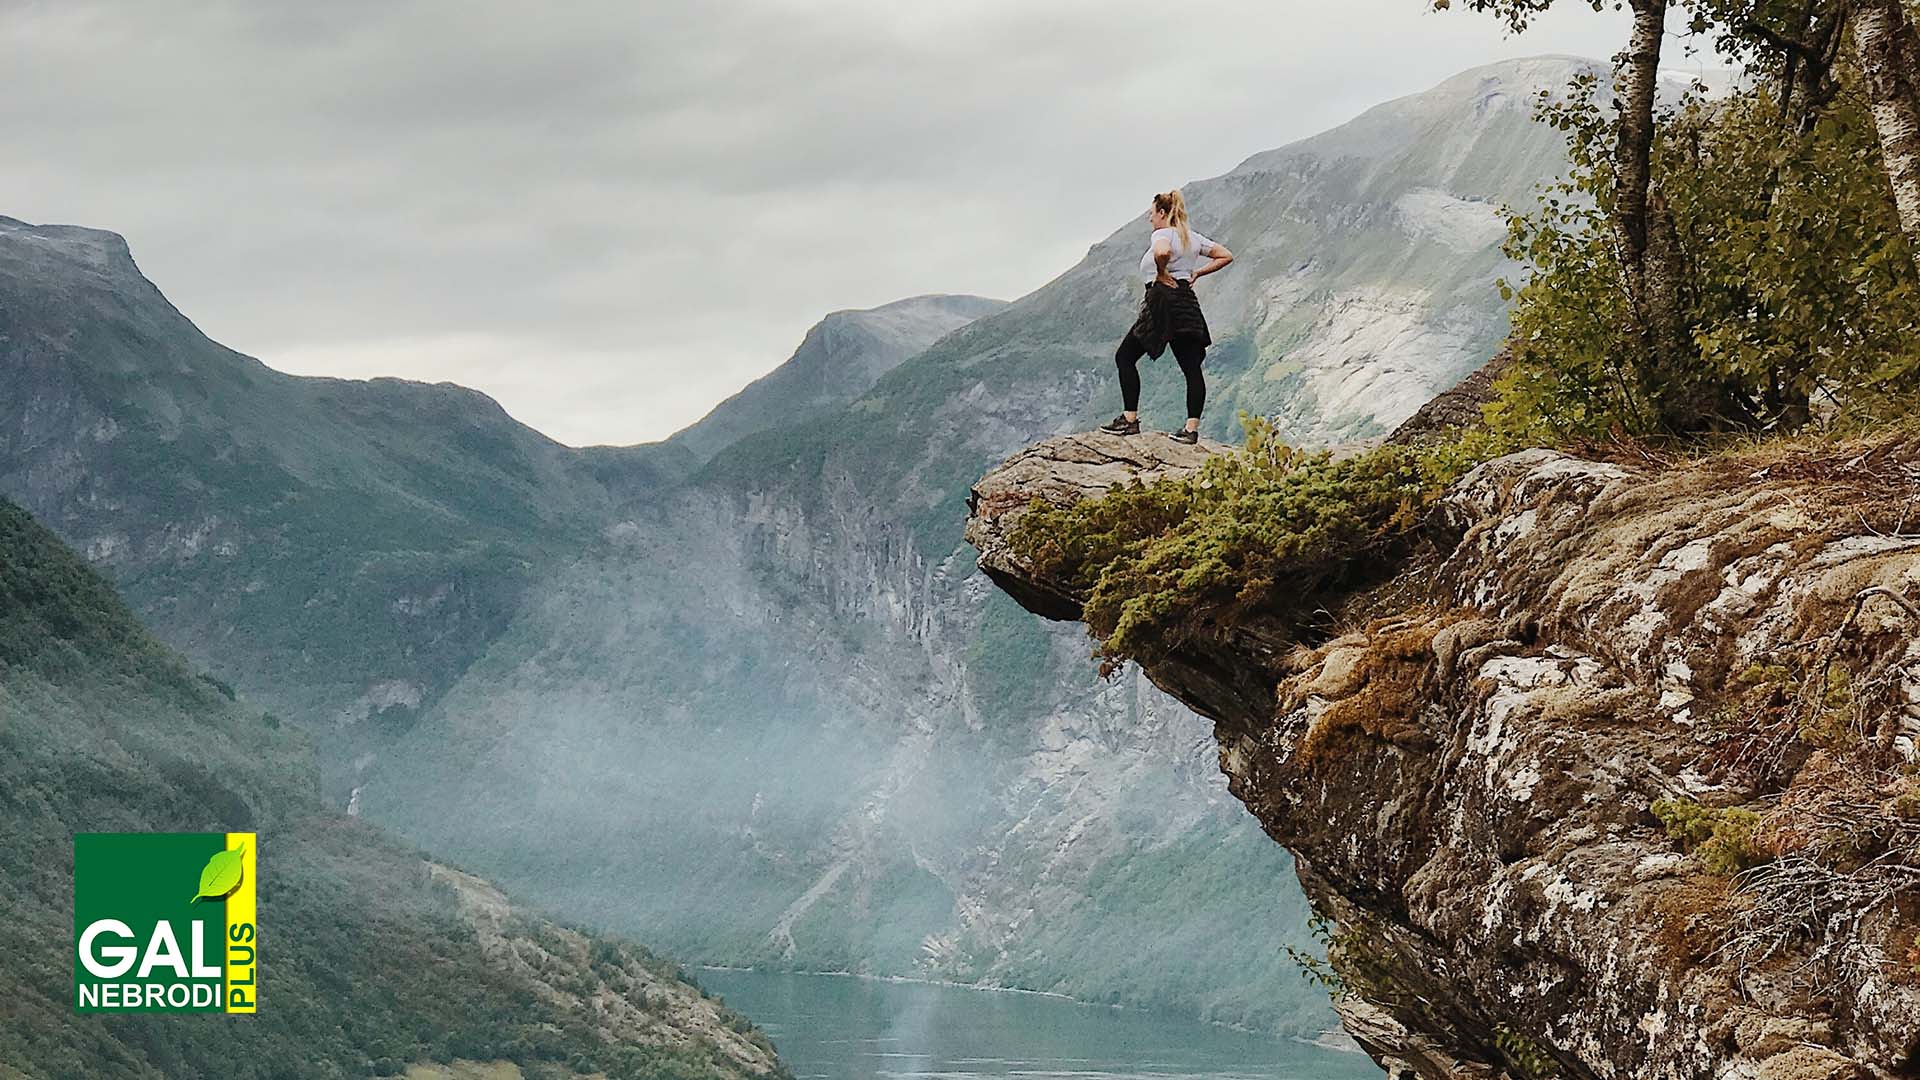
1128, 280, 1212, 358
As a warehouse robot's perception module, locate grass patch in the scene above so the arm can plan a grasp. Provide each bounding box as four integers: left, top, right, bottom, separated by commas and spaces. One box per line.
1007, 419, 1500, 667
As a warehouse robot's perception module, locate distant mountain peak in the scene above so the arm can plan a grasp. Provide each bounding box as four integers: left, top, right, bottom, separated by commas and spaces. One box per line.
818, 292, 1005, 322
0, 214, 139, 276
1228, 55, 1600, 179
667, 292, 1006, 463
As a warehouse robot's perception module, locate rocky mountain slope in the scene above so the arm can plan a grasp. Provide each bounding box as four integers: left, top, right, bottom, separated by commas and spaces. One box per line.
0, 213, 664, 744
0, 212, 985, 774
966, 432, 1920, 1078
1, 57, 1602, 1034
666, 294, 1006, 462
0, 497, 787, 1079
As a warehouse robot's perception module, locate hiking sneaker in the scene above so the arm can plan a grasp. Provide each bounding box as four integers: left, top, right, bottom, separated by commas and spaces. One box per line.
1166, 428, 1199, 445
1099, 414, 1141, 436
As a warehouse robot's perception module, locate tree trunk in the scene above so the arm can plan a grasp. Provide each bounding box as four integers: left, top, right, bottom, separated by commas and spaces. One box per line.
1852, 0, 1920, 265
1790, 1, 1851, 133
1643, 185, 1690, 369
1642, 183, 1717, 428
1746, 0, 1850, 133
1613, 0, 1672, 426
1613, 0, 1667, 315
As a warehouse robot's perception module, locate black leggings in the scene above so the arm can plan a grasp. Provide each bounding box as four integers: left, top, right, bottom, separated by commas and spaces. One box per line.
1116, 333, 1206, 419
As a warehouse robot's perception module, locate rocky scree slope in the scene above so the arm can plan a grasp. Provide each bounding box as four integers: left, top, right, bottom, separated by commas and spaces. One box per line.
0, 496, 786, 1079
967, 433, 1920, 1079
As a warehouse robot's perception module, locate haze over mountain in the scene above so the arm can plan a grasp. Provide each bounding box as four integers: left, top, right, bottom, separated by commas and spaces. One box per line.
0, 57, 1599, 1034
0, 497, 787, 1079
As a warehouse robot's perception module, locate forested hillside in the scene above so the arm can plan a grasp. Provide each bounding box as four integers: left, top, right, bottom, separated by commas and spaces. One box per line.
0, 497, 787, 1080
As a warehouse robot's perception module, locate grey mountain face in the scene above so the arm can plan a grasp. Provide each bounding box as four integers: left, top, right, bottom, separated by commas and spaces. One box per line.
359, 55, 1595, 1032
668, 294, 1006, 462
0, 57, 1591, 1034
940, 54, 1598, 449
0, 211, 672, 739
0, 212, 978, 746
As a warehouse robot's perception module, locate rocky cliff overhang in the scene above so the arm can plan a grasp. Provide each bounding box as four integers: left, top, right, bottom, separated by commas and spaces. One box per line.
965, 431, 1230, 620
967, 433, 1920, 1080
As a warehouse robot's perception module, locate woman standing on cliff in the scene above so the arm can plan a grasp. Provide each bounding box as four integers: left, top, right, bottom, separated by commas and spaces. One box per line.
1100, 189, 1233, 444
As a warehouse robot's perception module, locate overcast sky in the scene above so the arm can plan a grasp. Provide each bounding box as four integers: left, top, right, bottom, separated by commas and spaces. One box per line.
0, 1, 1710, 447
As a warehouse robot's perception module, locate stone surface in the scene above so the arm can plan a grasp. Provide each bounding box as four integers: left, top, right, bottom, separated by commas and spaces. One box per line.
968, 435, 1920, 1079
964, 430, 1230, 620
1385, 346, 1515, 446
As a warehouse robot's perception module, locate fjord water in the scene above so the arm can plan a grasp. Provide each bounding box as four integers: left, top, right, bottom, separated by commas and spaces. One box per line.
698, 969, 1382, 1079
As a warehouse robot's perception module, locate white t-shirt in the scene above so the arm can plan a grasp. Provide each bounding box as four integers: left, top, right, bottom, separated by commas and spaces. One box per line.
1139, 226, 1216, 283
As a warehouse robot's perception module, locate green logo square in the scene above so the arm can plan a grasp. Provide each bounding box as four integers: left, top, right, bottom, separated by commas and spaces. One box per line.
73, 832, 257, 1013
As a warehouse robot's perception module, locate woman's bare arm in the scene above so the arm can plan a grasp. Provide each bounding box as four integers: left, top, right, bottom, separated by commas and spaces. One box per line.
1191, 242, 1234, 281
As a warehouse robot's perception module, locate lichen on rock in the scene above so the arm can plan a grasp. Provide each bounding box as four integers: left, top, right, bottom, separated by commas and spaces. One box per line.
966, 430, 1920, 1079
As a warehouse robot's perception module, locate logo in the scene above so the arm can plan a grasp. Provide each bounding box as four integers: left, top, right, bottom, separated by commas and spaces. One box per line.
73, 832, 256, 1013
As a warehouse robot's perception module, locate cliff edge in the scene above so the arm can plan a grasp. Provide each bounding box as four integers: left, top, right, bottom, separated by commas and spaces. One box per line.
966, 432, 1920, 1079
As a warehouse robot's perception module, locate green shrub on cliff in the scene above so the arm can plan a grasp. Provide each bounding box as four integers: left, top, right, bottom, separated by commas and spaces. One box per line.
1651, 797, 1769, 875
1009, 419, 1490, 665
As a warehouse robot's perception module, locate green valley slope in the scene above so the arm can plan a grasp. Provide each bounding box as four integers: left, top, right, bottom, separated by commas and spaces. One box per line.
0, 497, 787, 1080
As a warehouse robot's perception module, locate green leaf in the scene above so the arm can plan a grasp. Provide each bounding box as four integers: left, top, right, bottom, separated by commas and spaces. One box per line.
191, 845, 245, 904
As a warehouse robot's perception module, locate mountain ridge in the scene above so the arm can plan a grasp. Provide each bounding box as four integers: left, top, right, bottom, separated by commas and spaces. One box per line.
668, 293, 1006, 462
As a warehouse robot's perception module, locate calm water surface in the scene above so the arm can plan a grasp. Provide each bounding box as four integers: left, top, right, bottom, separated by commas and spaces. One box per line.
697, 969, 1382, 1080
